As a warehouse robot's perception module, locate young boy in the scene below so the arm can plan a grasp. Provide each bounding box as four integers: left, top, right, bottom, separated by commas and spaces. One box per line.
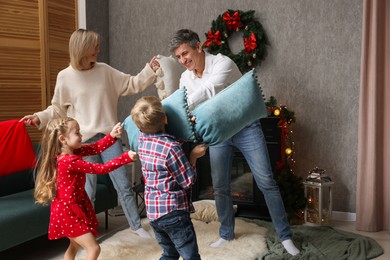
130, 96, 207, 260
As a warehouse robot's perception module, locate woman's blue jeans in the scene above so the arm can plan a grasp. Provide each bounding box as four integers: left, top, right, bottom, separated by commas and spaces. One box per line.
209, 121, 292, 241
150, 210, 200, 260
84, 133, 141, 230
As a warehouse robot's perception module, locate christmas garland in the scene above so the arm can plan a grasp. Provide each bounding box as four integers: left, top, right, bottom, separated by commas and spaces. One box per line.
203, 9, 269, 73
265, 96, 306, 224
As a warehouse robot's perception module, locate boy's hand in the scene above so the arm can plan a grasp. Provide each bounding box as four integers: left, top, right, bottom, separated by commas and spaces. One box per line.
192, 144, 207, 158
110, 122, 123, 138
190, 144, 207, 166
128, 150, 138, 161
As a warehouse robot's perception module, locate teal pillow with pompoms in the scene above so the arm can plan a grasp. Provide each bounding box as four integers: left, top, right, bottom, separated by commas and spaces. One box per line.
191, 69, 267, 145
123, 69, 267, 150
122, 87, 196, 151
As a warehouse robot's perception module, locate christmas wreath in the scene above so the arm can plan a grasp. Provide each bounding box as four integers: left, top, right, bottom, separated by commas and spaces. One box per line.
203, 9, 269, 73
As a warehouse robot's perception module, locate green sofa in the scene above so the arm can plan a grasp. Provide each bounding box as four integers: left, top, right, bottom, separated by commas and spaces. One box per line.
0, 144, 118, 252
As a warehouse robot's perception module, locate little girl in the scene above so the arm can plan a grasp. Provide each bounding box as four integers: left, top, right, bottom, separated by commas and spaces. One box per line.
34, 117, 137, 260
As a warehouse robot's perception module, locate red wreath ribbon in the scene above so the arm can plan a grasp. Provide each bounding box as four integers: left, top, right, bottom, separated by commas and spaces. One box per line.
222, 11, 241, 31
244, 33, 257, 53
204, 30, 222, 47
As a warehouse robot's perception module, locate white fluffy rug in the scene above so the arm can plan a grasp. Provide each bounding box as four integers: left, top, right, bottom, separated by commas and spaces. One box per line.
76, 217, 267, 260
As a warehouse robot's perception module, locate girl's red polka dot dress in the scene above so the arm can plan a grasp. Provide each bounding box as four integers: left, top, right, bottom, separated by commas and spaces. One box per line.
48, 135, 132, 239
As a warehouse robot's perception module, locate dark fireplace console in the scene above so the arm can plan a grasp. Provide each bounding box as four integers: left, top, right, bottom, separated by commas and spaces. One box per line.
191, 117, 281, 220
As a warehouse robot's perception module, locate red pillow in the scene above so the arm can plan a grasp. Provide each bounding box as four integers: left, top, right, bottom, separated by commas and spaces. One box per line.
0, 119, 37, 176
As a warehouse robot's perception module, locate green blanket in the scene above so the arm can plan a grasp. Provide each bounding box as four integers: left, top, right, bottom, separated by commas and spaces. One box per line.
245, 219, 384, 260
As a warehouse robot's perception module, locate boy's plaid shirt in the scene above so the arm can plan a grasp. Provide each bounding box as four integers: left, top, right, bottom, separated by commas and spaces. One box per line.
138, 132, 196, 220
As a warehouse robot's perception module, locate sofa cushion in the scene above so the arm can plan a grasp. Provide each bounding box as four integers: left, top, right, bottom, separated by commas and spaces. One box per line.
0, 189, 50, 251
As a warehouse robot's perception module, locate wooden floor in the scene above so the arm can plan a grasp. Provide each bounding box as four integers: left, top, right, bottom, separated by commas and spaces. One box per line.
0, 211, 389, 260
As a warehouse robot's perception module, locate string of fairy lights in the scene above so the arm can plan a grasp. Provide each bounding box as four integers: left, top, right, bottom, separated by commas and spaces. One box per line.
266, 97, 296, 174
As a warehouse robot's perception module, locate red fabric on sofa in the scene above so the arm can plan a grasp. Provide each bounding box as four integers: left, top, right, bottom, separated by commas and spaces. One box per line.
0, 119, 37, 176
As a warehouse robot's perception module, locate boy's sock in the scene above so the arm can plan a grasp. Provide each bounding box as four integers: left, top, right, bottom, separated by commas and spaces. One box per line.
282, 239, 300, 256
132, 227, 151, 238
210, 238, 228, 248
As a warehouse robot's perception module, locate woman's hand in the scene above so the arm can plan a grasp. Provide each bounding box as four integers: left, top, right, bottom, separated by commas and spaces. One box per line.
149, 56, 160, 72
128, 150, 138, 161
20, 115, 40, 127
110, 122, 123, 138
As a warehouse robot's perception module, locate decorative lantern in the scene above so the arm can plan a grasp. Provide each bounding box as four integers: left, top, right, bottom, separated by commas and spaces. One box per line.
303, 167, 334, 226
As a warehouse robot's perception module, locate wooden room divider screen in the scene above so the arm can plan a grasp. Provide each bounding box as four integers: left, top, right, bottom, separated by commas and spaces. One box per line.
0, 0, 77, 143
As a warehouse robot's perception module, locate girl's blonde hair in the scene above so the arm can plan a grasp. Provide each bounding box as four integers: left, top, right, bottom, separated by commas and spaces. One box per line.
131, 96, 166, 134
34, 117, 76, 205
69, 29, 100, 70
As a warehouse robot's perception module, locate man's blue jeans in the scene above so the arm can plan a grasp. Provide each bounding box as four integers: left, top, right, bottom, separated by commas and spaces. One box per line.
150, 210, 200, 260
84, 133, 142, 231
209, 121, 292, 241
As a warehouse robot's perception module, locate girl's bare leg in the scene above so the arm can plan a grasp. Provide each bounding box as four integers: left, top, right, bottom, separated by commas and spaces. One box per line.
64, 239, 80, 260
70, 232, 100, 260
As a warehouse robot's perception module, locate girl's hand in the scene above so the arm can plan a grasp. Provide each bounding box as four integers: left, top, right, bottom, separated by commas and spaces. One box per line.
128, 150, 138, 161
110, 122, 123, 138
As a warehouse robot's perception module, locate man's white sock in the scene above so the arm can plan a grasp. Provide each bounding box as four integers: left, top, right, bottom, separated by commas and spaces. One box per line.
282, 239, 300, 256
210, 238, 228, 248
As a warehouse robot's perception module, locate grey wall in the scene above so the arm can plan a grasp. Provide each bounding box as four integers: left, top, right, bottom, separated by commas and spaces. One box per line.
87, 0, 362, 213
86, 0, 109, 63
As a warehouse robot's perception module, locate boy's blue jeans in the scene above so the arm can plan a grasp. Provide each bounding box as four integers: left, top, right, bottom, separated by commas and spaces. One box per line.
150, 210, 200, 260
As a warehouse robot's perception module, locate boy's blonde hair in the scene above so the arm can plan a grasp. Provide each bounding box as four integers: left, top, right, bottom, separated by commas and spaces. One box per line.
34, 117, 76, 205
69, 29, 100, 70
131, 96, 166, 134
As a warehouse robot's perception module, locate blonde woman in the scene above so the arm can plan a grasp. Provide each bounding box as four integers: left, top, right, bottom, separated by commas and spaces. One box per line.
22, 29, 159, 238
35, 117, 137, 260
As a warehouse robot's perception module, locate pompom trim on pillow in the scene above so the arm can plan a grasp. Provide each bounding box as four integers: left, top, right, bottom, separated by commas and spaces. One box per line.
162, 87, 196, 142
154, 55, 185, 100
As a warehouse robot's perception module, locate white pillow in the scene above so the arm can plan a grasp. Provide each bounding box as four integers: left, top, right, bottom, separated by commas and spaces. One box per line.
155, 54, 185, 100
191, 200, 219, 223
191, 200, 237, 223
